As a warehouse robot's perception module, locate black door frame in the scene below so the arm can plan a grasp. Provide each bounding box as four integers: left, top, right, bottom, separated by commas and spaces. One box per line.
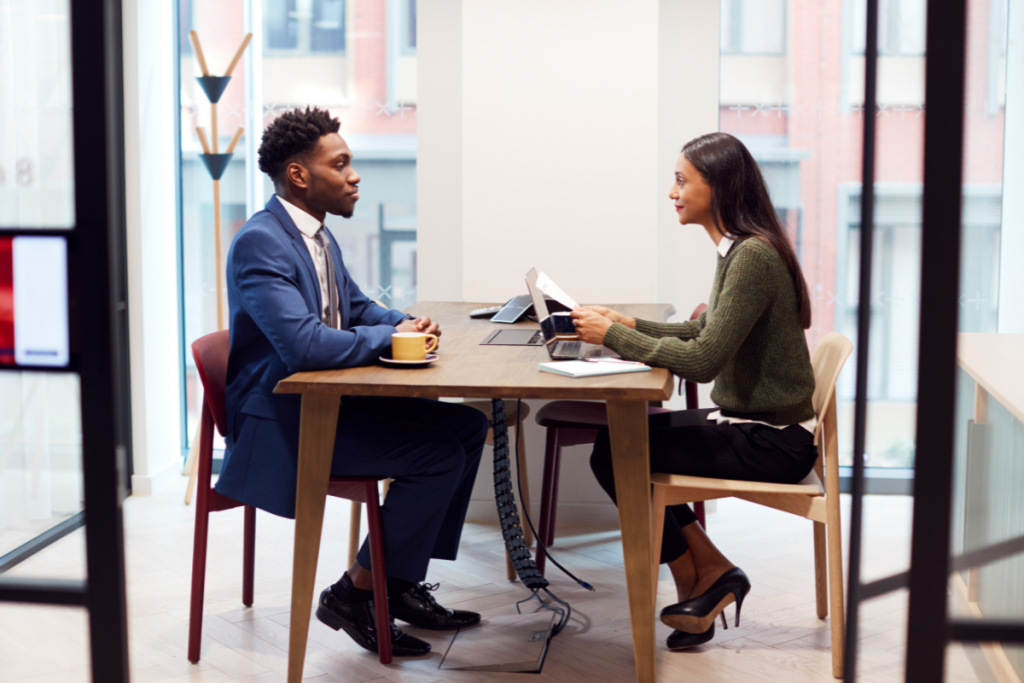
843, 0, 1024, 680
0, 0, 132, 681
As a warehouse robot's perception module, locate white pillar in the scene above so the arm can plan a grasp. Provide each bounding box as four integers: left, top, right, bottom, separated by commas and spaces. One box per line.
123, 0, 184, 495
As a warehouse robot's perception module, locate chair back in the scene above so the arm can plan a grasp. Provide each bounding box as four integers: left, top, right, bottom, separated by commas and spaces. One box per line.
191, 330, 231, 437
809, 332, 853, 447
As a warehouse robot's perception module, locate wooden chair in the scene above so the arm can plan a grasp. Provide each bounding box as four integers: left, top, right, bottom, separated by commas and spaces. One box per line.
533, 304, 708, 576
188, 331, 395, 665
347, 400, 533, 582
650, 331, 852, 678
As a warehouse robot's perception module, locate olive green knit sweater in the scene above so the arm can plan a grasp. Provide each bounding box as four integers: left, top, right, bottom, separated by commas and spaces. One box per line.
602, 238, 816, 426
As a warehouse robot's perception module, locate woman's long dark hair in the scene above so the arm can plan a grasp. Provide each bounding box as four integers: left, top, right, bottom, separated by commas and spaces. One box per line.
682, 132, 812, 329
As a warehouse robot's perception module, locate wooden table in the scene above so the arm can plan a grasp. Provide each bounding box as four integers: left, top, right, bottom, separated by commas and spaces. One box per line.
275, 302, 675, 683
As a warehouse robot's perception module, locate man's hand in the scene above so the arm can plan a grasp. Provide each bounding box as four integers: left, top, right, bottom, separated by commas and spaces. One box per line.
582, 305, 635, 329
395, 316, 442, 338
570, 308, 615, 345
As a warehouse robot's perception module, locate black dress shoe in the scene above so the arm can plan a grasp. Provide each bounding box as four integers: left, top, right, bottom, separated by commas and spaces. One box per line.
315, 587, 431, 657
667, 623, 715, 650
660, 567, 751, 634
388, 582, 481, 630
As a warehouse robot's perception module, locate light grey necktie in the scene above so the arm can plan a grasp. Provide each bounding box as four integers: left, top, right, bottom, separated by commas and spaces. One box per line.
314, 227, 340, 329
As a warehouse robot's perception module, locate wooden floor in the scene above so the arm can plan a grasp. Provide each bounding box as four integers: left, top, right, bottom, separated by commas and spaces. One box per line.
0, 478, 997, 683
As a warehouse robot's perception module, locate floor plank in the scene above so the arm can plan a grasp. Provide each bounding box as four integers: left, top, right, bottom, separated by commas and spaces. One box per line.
0, 479, 1000, 682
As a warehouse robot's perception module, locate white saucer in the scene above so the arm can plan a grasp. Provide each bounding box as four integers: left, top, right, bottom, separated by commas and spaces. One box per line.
379, 353, 439, 366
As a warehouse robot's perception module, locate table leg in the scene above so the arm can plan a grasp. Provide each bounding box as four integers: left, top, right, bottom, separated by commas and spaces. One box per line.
606, 399, 656, 683
288, 394, 340, 683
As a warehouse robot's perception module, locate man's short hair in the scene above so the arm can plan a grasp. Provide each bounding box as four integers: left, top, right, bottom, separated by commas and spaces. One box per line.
257, 106, 341, 183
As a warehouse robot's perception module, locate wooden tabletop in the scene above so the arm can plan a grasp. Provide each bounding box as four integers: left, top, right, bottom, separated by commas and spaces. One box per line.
275, 301, 675, 401
957, 333, 1024, 424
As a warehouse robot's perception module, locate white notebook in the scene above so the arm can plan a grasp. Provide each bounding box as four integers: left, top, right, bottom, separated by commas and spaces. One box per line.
538, 360, 651, 378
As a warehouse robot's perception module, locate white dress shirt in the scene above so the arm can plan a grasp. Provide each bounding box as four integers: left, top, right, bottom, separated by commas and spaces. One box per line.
705, 235, 817, 434
277, 196, 340, 329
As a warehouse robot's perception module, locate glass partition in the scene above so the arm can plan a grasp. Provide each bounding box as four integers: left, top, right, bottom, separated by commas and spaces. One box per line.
948, 0, 1020, 677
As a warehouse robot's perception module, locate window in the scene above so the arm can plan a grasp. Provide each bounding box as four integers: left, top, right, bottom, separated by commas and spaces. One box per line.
403, 0, 417, 53
721, 0, 786, 55
853, 0, 927, 55
265, 0, 346, 54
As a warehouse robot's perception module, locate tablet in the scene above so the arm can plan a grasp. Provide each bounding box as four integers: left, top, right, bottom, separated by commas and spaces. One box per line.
480, 329, 544, 346
490, 294, 533, 324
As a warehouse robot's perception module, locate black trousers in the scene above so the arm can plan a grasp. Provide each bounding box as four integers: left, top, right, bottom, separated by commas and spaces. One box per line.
590, 407, 819, 564
328, 396, 489, 583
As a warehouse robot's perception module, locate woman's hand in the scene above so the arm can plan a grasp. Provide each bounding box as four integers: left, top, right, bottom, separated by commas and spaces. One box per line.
571, 308, 615, 345
582, 305, 636, 329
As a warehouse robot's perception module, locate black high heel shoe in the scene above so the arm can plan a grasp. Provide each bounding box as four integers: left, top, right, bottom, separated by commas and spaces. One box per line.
666, 622, 715, 650
660, 567, 751, 634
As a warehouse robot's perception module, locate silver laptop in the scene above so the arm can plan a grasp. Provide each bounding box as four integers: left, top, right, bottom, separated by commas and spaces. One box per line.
525, 268, 619, 360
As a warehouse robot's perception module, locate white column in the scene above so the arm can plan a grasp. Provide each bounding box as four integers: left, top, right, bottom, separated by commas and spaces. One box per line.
999, 0, 1024, 332
123, 0, 185, 495
417, 0, 464, 301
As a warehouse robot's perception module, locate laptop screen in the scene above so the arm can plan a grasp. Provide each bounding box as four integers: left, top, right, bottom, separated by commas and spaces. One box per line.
525, 268, 559, 355
524, 268, 548, 322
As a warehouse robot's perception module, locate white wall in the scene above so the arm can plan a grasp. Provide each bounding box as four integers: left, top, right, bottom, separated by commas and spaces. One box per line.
123, 0, 184, 495
419, 0, 721, 523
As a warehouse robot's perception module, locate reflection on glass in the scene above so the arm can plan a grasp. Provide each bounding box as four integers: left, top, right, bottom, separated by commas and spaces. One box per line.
0, 0, 75, 229
0, 371, 82, 557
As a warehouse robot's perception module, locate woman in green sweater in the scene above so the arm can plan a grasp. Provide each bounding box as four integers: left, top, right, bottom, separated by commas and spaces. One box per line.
571, 132, 818, 650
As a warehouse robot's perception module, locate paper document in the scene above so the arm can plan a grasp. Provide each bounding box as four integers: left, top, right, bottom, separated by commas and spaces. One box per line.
536, 271, 580, 310
539, 360, 651, 378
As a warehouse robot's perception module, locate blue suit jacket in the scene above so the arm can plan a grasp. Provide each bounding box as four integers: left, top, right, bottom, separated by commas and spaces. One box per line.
216, 196, 409, 518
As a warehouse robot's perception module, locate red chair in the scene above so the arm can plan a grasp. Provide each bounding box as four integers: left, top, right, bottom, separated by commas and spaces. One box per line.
534, 304, 708, 576
188, 330, 394, 664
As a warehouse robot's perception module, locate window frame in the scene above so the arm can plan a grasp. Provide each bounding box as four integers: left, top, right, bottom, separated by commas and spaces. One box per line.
263, 0, 348, 57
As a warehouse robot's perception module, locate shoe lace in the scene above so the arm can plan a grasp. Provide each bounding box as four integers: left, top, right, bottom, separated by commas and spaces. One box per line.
415, 582, 442, 610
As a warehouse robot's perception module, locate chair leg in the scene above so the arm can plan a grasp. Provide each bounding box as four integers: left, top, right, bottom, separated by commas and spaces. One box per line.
651, 485, 668, 598
188, 491, 210, 663
694, 501, 706, 530
187, 414, 215, 663
536, 428, 560, 576
348, 500, 362, 567
364, 482, 392, 665
243, 505, 256, 607
184, 440, 200, 506
813, 521, 828, 619
547, 442, 563, 548
823, 403, 845, 679
506, 550, 517, 581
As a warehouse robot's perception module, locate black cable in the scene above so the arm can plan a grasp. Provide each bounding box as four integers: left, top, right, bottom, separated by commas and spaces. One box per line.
512, 399, 595, 593
489, 398, 579, 635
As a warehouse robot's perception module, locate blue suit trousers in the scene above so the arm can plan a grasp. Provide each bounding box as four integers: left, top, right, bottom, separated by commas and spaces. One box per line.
330, 396, 489, 583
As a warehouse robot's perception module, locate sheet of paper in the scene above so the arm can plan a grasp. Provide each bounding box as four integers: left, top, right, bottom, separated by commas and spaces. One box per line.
536, 271, 580, 310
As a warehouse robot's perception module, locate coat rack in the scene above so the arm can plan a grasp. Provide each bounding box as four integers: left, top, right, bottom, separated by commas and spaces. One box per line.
189, 29, 251, 332
184, 30, 252, 506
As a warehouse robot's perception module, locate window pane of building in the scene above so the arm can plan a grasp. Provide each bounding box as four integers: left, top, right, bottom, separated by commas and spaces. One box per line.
739, 0, 785, 54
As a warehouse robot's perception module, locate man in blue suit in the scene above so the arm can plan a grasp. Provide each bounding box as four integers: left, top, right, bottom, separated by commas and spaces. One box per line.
219, 107, 489, 657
